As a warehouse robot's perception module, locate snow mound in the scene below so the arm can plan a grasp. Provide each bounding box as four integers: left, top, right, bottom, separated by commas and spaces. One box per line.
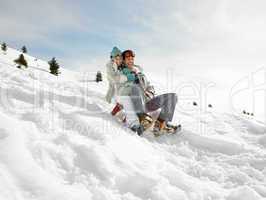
227, 186, 262, 200
0, 47, 266, 200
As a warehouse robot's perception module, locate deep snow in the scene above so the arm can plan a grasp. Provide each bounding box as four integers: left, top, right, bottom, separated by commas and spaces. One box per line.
0, 47, 266, 200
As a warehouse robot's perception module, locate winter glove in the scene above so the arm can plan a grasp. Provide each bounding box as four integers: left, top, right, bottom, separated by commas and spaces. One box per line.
134, 75, 140, 84
144, 85, 155, 100
146, 85, 155, 95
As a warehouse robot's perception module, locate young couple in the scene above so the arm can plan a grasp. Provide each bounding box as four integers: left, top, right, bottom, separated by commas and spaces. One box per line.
105, 47, 181, 136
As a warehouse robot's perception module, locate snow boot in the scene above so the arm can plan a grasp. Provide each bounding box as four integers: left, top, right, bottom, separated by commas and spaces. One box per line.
131, 124, 145, 136
130, 113, 153, 136
153, 119, 181, 136
138, 113, 154, 130
111, 103, 123, 116
111, 103, 126, 123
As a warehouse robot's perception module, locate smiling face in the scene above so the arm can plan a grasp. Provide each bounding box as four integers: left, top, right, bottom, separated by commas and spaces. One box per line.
123, 50, 135, 69
114, 55, 122, 66
124, 55, 134, 69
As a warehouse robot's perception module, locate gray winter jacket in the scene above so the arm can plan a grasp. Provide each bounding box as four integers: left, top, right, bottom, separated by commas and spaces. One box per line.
118, 65, 155, 103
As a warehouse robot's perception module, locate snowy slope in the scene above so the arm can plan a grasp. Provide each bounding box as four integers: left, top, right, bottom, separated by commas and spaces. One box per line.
0, 47, 266, 200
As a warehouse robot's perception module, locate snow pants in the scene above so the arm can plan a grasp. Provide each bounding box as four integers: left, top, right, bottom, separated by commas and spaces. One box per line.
131, 85, 177, 123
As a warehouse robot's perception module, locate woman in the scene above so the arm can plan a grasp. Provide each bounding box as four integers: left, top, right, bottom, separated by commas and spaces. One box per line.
105, 47, 139, 126
105, 47, 126, 103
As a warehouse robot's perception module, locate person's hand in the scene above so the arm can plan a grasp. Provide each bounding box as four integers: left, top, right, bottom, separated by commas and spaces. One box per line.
145, 86, 155, 99
134, 75, 140, 84
145, 90, 154, 100
146, 86, 155, 94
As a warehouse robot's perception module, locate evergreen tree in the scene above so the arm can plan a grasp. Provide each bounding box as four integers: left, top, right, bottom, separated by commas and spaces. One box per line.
1, 42, 7, 53
21, 46, 27, 53
96, 71, 103, 82
48, 57, 60, 76
14, 54, 28, 68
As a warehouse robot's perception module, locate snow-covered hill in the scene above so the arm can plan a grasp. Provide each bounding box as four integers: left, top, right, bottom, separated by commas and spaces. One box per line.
0, 47, 266, 200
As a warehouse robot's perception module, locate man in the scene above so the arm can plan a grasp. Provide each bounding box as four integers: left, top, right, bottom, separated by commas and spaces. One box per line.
119, 50, 181, 135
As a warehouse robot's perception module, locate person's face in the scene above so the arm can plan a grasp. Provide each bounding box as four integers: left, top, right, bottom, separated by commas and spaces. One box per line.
124, 56, 134, 68
114, 55, 122, 66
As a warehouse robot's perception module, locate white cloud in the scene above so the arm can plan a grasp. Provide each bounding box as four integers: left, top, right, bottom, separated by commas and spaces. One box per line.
2, 0, 266, 83
108, 0, 266, 59
0, 0, 89, 43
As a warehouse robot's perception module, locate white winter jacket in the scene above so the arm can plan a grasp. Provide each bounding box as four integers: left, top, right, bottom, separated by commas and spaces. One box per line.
105, 60, 127, 103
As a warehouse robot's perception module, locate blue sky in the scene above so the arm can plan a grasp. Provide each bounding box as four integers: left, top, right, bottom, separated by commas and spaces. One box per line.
1, 0, 266, 80
1, 0, 175, 68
